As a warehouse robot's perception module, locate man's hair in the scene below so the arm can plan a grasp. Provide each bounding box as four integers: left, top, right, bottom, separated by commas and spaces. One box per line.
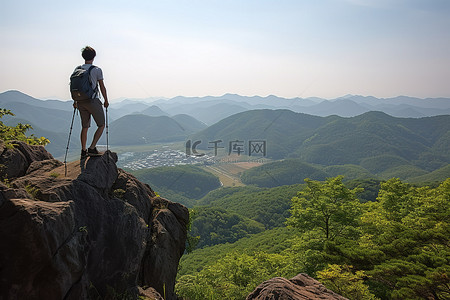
81, 46, 96, 61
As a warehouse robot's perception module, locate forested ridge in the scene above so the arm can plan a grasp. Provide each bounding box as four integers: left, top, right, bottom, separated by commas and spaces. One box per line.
191, 110, 450, 175
241, 158, 449, 187
176, 177, 450, 300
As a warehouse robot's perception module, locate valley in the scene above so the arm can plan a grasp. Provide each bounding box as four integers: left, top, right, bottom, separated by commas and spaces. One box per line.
114, 142, 269, 188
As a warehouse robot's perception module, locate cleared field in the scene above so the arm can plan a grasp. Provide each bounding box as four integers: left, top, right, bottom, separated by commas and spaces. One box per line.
233, 162, 264, 169
201, 161, 265, 187
202, 165, 243, 187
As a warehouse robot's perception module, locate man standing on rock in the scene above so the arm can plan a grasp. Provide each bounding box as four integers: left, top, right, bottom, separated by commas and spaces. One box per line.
73, 46, 109, 159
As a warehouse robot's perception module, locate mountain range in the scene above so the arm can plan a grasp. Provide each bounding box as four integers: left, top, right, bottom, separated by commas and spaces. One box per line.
150, 93, 450, 123
1, 90, 449, 168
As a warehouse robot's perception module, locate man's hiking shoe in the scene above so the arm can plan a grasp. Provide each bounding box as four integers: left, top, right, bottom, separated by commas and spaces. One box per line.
87, 147, 102, 157
81, 149, 88, 160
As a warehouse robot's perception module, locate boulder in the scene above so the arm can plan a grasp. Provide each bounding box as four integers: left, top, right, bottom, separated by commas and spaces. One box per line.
0, 141, 53, 179
246, 273, 348, 300
0, 143, 189, 300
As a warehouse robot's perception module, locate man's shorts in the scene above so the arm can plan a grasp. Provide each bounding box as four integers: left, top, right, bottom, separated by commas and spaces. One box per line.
77, 98, 105, 128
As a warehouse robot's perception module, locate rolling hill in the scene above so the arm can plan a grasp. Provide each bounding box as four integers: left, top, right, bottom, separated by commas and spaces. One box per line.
239, 158, 449, 186
240, 159, 329, 188
132, 165, 221, 207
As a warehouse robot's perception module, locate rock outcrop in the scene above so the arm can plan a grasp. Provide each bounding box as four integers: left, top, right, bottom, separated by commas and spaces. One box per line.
0, 141, 189, 300
246, 273, 348, 300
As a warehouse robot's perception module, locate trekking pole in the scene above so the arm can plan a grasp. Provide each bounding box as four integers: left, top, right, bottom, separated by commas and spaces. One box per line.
64, 106, 77, 177
106, 106, 109, 163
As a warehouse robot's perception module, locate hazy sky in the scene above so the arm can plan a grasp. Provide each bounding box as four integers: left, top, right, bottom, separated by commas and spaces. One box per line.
1, 0, 449, 100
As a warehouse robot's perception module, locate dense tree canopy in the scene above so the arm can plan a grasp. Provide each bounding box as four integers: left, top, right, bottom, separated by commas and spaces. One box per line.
189, 207, 265, 248
355, 178, 450, 299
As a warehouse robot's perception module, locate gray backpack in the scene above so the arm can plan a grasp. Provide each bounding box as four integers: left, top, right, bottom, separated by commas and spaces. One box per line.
70, 65, 97, 101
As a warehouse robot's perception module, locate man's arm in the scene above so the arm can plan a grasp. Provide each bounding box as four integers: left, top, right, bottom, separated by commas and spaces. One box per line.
98, 80, 109, 108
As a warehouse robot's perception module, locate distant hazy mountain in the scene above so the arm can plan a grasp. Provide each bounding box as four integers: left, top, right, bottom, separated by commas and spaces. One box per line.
155, 100, 250, 125
109, 114, 196, 145
2, 116, 69, 157
1, 101, 75, 132
184, 102, 249, 125
113, 99, 151, 110
293, 99, 369, 117
107, 100, 151, 120
0, 90, 73, 111
340, 94, 450, 109
155, 93, 316, 108
152, 93, 450, 118
172, 114, 207, 133
141, 105, 170, 117
153, 95, 317, 124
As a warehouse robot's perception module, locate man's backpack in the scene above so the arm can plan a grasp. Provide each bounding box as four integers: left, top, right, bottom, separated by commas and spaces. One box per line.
70, 65, 97, 101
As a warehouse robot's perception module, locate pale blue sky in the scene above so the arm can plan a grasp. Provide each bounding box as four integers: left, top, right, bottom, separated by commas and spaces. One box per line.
1, 0, 449, 100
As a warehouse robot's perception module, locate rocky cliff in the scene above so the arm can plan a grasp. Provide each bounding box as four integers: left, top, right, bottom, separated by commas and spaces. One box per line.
0, 141, 189, 300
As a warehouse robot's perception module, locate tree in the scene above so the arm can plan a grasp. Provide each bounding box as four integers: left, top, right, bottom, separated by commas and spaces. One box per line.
317, 264, 379, 300
0, 109, 49, 146
286, 176, 363, 240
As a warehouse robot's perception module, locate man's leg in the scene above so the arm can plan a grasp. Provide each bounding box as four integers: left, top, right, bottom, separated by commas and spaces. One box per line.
89, 125, 105, 150
86, 99, 106, 155
77, 102, 90, 153
81, 127, 88, 151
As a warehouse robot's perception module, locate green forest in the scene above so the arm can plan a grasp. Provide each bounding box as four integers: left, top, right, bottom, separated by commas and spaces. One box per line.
176, 176, 450, 300
129, 160, 449, 299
